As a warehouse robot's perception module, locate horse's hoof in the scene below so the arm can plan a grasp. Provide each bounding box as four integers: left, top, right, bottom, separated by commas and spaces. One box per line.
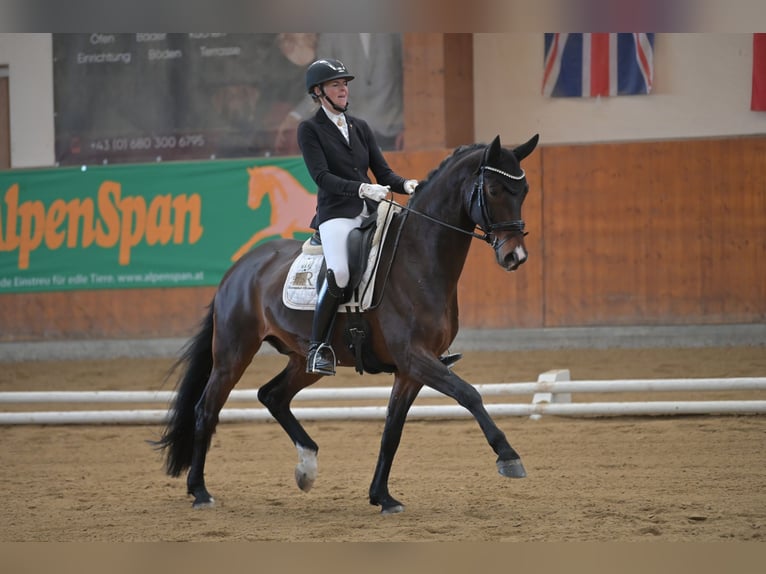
497, 458, 527, 478
295, 467, 316, 492
374, 495, 405, 514
295, 445, 318, 492
192, 496, 216, 509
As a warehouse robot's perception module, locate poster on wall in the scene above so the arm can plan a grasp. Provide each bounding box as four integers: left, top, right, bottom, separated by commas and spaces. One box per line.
52, 33, 405, 166
52, 33, 315, 165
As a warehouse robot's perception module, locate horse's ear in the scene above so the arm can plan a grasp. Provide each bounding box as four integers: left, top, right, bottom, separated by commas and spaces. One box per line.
484, 135, 503, 165
513, 134, 539, 162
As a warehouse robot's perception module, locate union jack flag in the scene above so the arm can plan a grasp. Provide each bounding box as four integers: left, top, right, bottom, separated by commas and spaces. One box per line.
543, 33, 654, 97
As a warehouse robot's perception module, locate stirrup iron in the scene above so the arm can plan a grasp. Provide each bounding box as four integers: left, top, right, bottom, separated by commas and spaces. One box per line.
307, 342, 337, 376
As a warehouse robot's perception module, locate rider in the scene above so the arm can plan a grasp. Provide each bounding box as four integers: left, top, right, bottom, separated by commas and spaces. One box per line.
297, 58, 418, 376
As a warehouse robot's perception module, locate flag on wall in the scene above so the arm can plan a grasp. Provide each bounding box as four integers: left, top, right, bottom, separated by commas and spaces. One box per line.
543, 33, 654, 98
752, 33, 766, 111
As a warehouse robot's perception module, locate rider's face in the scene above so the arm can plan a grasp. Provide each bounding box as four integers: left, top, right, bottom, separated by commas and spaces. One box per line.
319, 79, 349, 109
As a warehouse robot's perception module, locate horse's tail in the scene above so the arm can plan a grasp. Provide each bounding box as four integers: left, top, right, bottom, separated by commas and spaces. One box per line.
154, 301, 215, 477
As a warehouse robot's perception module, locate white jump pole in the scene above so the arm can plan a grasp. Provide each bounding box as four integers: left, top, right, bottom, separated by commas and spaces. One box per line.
2, 377, 765, 404
1, 400, 765, 425
2, 369, 765, 425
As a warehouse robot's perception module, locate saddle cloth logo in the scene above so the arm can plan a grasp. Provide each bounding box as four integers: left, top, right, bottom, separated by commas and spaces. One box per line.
282, 202, 401, 311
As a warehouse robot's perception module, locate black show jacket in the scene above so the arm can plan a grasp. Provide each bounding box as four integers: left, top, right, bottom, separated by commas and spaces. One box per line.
297, 108, 407, 229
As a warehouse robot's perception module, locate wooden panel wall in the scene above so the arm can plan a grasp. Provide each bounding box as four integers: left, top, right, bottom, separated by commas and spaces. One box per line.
0, 287, 216, 341
403, 33, 474, 149
1, 136, 764, 342
542, 136, 766, 326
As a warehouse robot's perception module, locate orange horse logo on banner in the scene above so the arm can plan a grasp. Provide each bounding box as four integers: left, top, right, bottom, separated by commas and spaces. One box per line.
232, 166, 316, 262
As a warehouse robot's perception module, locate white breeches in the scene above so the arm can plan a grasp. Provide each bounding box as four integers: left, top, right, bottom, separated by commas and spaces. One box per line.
318, 211, 367, 288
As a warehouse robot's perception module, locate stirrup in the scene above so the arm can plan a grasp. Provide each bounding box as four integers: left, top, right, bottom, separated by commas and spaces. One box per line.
307, 343, 337, 376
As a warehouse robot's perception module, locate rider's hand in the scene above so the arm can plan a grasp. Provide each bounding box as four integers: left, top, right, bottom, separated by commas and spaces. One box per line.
403, 179, 419, 194
358, 183, 390, 203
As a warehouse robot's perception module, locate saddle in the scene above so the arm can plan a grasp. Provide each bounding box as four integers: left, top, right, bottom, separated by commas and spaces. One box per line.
283, 202, 401, 312
283, 203, 402, 374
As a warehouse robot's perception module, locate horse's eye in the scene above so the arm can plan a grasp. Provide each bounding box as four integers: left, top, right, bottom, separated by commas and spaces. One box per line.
509, 183, 527, 197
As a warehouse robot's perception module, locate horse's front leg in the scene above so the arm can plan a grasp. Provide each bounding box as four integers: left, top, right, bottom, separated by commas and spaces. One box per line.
258, 357, 323, 492
417, 356, 526, 479
368, 375, 422, 514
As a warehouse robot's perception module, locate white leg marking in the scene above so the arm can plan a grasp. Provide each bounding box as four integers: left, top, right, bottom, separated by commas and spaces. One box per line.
295, 444, 318, 492
193, 497, 216, 509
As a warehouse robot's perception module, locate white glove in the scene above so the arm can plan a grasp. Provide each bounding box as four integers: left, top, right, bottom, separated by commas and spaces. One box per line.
358, 183, 390, 203
403, 179, 418, 194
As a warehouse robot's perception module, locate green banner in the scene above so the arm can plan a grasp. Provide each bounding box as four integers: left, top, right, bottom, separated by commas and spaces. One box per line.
0, 157, 316, 293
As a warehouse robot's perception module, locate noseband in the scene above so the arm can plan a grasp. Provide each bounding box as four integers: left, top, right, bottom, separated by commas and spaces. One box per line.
467, 163, 527, 248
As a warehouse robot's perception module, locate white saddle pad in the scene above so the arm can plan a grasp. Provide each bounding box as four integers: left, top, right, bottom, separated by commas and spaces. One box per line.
282, 202, 402, 311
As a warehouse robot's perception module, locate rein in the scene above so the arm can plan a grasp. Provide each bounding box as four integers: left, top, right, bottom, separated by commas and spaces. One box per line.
380, 152, 527, 248
379, 196, 489, 242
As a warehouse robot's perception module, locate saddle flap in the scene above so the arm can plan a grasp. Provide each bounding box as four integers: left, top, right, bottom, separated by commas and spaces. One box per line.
346, 215, 379, 291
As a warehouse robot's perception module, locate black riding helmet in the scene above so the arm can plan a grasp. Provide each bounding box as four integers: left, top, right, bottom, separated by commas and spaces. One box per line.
305, 58, 355, 94
306, 59, 355, 113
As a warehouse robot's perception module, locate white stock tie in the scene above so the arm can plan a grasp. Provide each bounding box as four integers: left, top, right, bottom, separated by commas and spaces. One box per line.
337, 116, 349, 143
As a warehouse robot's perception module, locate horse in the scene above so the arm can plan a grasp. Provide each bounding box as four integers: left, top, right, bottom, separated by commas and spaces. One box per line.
231, 165, 316, 262
156, 133, 540, 514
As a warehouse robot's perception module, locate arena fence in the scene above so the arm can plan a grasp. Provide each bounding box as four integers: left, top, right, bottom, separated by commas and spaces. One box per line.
1, 370, 765, 425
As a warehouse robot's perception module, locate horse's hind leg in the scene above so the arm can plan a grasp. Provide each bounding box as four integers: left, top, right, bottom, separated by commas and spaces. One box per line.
187, 353, 254, 508
258, 354, 323, 492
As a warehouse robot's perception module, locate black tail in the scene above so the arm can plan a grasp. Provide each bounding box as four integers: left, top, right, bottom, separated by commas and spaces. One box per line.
154, 301, 215, 477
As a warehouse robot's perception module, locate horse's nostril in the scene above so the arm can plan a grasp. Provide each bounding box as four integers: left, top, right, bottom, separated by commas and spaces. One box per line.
503, 247, 527, 269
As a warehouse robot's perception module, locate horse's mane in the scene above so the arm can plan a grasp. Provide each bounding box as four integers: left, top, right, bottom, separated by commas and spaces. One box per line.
418, 142, 484, 190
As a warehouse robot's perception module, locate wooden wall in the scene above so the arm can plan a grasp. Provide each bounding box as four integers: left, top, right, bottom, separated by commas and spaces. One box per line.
2, 135, 763, 342
1, 32, 763, 342
542, 136, 766, 327
403, 34, 474, 149
0, 286, 216, 341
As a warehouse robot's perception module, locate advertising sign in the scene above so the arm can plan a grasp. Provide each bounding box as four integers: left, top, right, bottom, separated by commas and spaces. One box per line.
0, 157, 316, 293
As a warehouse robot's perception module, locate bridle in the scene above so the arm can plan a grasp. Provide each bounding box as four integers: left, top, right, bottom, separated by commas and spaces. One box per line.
381, 147, 527, 249
467, 163, 527, 249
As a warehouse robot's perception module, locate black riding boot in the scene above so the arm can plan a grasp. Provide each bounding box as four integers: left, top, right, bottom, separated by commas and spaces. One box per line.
306, 270, 345, 376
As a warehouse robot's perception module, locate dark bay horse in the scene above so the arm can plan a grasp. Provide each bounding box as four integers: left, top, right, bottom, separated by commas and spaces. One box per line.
156, 133, 539, 514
